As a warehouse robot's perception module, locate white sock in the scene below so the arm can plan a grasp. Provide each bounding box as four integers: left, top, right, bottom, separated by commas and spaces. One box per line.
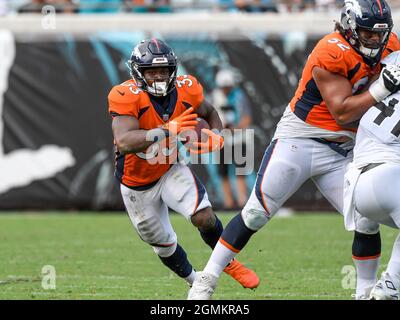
353, 256, 380, 297
203, 241, 238, 278
185, 269, 197, 285
386, 233, 400, 288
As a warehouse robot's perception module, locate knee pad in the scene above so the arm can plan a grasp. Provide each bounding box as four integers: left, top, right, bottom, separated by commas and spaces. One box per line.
136, 215, 175, 246
242, 208, 269, 231
153, 242, 177, 257
254, 158, 302, 217
355, 214, 380, 234
264, 160, 301, 201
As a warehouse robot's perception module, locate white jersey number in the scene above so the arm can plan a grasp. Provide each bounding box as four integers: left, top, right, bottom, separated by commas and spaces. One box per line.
327, 38, 351, 52
176, 76, 193, 88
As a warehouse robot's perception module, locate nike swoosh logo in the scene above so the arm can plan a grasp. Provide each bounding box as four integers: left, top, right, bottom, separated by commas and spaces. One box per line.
117, 90, 125, 96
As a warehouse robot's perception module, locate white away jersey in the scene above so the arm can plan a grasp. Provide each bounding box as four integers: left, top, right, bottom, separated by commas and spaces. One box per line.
353, 91, 400, 167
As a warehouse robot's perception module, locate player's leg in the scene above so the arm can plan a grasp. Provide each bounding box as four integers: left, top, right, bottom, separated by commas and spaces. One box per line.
189, 138, 312, 299
191, 205, 259, 289
161, 163, 259, 288
237, 175, 248, 208
222, 177, 236, 209
353, 163, 400, 299
219, 149, 236, 209
235, 141, 252, 207
120, 183, 196, 286
160, 163, 219, 247
312, 155, 381, 300
376, 234, 400, 300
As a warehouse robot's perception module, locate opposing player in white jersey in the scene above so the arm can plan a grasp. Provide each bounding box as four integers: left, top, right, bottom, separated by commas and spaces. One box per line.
343, 51, 400, 300
188, 0, 400, 300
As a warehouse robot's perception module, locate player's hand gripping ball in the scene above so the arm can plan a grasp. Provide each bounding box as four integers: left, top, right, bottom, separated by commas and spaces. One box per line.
181, 118, 224, 154
181, 117, 209, 146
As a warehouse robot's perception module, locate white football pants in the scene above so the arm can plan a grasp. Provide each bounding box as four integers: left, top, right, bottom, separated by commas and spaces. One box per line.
353, 163, 400, 229
241, 138, 379, 234
120, 163, 211, 256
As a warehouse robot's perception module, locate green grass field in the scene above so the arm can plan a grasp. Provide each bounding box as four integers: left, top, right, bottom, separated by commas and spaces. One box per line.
0, 212, 397, 300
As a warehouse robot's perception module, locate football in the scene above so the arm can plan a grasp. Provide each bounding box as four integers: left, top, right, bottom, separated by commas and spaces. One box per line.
181, 117, 210, 146
194, 117, 210, 140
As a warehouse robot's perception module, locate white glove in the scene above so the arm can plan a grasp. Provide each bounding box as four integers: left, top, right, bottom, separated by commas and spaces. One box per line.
369, 64, 400, 102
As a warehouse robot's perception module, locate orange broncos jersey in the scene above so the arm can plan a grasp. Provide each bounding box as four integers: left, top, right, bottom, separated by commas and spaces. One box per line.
290, 32, 400, 132
108, 75, 204, 188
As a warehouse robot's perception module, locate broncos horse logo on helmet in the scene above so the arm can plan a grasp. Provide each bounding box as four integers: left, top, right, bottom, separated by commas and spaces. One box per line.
127, 38, 178, 96
339, 0, 393, 66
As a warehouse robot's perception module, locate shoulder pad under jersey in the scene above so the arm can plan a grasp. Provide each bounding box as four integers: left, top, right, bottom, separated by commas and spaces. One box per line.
385, 33, 400, 54
108, 80, 143, 117
176, 75, 204, 109
310, 33, 352, 76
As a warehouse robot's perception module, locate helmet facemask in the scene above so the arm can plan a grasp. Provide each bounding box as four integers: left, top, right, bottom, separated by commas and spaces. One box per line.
357, 26, 390, 57
128, 63, 177, 97
141, 66, 177, 97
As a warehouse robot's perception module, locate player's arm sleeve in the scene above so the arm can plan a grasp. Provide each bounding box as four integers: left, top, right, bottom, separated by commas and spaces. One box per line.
108, 87, 139, 118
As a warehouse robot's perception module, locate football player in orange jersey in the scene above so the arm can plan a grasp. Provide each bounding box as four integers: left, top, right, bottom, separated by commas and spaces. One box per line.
189, 0, 400, 300
108, 38, 259, 292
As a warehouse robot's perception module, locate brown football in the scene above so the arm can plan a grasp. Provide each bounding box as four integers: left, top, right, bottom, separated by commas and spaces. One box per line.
181, 117, 210, 146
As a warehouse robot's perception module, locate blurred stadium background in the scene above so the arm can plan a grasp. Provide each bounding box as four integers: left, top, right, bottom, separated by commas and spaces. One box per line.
4, 0, 400, 211
0, 0, 399, 300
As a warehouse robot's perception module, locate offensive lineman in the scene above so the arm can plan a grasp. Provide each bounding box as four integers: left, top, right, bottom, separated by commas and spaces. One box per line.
188, 0, 400, 300
344, 51, 400, 300
108, 38, 259, 293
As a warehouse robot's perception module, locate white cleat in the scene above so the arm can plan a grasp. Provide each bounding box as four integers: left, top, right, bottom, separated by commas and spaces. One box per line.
353, 286, 374, 300
187, 272, 218, 300
370, 272, 399, 300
